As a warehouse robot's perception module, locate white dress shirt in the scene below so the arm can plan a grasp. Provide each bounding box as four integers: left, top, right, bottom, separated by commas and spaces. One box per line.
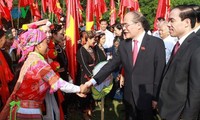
163, 36, 177, 63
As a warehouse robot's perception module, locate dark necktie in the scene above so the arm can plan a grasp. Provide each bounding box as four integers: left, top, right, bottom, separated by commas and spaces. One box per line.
133, 40, 138, 65
173, 41, 180, 55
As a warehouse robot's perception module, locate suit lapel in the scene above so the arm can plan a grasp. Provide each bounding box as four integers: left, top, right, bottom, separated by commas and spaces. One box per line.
124, 39, 133, 68
134, 34, 149, 67
196, 29, 200, 37
163, 33, 195, 75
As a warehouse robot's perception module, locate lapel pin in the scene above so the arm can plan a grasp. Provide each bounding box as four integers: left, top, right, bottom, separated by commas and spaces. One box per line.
141, 46, 145, 51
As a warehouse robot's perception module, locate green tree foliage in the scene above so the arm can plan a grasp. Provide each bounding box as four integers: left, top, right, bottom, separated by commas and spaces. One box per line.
8, 0, 200, 29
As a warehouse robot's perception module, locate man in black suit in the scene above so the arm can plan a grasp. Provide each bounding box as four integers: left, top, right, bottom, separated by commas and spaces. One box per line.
86, 11, 166, 120
158, 5, 200, 120
192, 5, 200, 36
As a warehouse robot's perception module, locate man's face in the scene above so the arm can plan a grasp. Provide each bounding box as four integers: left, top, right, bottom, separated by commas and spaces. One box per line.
168, 8, 187, 38
122, 13, 139, 39
100, 21, 107, 31
158, 25, 169, 39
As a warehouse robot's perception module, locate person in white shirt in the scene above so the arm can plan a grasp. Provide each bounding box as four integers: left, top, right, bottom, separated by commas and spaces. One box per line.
97, 19, 114, 56
152, 17, 165, 38
158, 21, 177, 63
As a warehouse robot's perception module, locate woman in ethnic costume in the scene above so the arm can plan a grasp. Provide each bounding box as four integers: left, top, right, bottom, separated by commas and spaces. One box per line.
76, 31, 96, 120
0, 29, 88, 120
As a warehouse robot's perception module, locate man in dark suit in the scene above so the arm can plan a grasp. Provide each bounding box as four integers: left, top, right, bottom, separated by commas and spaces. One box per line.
192, 5, 200, 36
86, 11, 166, 120
158, 5, 200, 120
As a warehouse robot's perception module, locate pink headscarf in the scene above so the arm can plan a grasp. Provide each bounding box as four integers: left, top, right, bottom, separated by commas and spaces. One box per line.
18, 29, 46, 62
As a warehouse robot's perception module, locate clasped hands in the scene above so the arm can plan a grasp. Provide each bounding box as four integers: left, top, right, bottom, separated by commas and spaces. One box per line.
76, 81, 93, 97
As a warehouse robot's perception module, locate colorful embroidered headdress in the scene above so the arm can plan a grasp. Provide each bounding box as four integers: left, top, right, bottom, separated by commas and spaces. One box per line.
18, 29, 46, 62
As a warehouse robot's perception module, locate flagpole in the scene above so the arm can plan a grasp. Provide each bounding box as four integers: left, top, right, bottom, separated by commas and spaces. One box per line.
17, 4, 20, 29
10, 12, 14, 28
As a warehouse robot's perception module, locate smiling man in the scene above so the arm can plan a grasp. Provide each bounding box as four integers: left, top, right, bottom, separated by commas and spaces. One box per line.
158, 5, 200, 120
86, 11, 166, 120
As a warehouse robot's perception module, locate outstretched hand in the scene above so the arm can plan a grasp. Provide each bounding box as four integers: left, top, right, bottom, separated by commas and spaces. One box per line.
76, 93, 87, 98
80, 84, 90, 94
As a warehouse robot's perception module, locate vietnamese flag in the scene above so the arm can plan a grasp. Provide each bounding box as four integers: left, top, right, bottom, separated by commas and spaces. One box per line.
0, 1, 11, 21
154, 0, 170, 31
19, 0, 33, 7
41, 0, 47, 13
4, 0, 13, 10
30, 1, 41, 21
65, 0, 79, 83
77, 0, 83, 24
86, 0, 94, 31
54, 0, 62, 21
118, 0, 140, 23
94, 0, 107, 29
110, 0, 116, 26
48, 0, 56, 13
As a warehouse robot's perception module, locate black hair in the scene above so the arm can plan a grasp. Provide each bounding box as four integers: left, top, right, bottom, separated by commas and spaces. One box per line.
85, 30, 96, 42
99, 19, 108, 24
188, 4, 200, 23
172, 5, 196, 28
157, 17, 165, 21
113, 23, 123, 30
95, 32, 105, 44
0, 28, 5, 39
51, 24, 63, 34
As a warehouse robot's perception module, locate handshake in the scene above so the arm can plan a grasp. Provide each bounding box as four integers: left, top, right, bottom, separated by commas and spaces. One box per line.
77, 81, 93, 97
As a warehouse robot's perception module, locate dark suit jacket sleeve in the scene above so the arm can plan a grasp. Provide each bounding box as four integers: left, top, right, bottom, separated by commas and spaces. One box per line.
93, 48, 121, 85
153, 39, 166, 100
182, 47, 200, 118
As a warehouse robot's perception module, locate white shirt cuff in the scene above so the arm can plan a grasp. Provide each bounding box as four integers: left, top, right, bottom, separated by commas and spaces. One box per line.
90, 78, 97, 85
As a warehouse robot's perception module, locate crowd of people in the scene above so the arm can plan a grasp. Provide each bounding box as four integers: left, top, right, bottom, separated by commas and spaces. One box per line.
0, 4, 200, 120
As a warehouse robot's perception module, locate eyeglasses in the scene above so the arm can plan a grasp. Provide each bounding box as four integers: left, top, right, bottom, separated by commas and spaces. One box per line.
121, 22, 137, 28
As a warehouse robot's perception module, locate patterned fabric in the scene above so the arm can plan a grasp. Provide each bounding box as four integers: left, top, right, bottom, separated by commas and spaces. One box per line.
17, 29, 46, 62
0, 52, 78, 120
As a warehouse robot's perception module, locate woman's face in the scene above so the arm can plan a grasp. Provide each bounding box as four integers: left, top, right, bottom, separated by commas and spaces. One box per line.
99, 35, 106, 46
36, 39, 48, 56
114, 27, 122, 37
0, 35, 6, 48
88, 37, 96, 47
53, 28, 65, 43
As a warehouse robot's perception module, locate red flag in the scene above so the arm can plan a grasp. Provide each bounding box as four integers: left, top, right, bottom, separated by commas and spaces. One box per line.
77, 0, 83, 24
65, 0, 79, 83
48, 0, 56, 13
30, 1, 41, 21
19, 0, 33, 7
94, 0, 107, 29
54, 0, 62, 21
86, 0, 94, 31
4, 0, 13, 10
41, 0, 47, 13
0, 1, 11, 21
110, 0, 116, 26
0, 15, 2, 28
118, 0, 140, 23
154, 0, 170, 31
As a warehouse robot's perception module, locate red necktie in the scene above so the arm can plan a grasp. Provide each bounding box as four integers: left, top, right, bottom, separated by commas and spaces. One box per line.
133, 40, 138, 65
173, 41, 180, 55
